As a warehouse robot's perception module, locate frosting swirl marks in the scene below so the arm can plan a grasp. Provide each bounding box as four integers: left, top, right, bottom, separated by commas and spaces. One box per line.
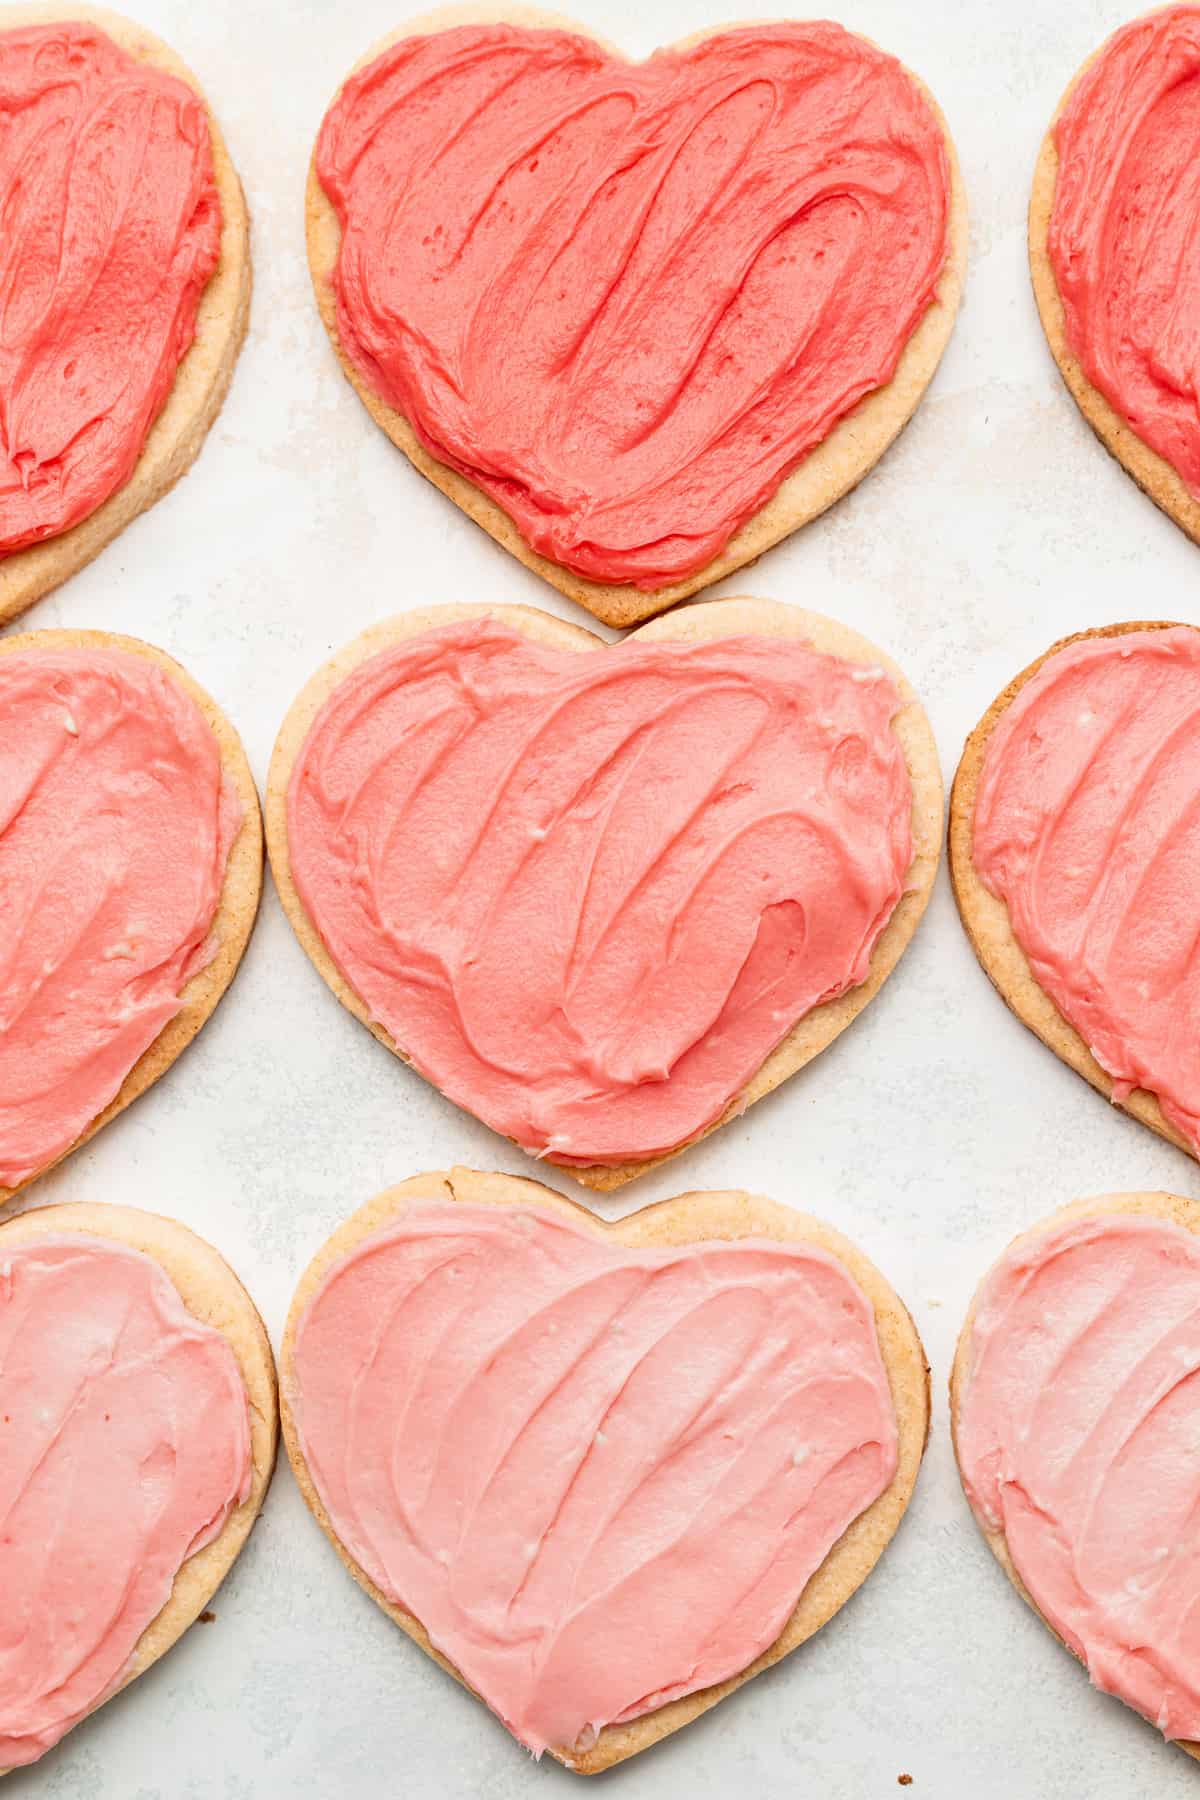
0, 649, 241, 1188
0, 1235, 251, 1767
287, 620, 913, 1165
0, 24, 220, 555
1049, 7, 1200, 497
316, 22, 950, 586
957, 1213, 1200, 1742
290, 1199, 898, 1755
973, 627, 1200, 1156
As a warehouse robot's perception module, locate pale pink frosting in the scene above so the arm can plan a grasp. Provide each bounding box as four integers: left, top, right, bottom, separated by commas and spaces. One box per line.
957, 1213, 1200, 1742
973, 627, 1200, 1154
0, 1233, 252, 1767
290, 1198, 898, 1756
287, 619, 913, 1165
0, 649, 242, 1188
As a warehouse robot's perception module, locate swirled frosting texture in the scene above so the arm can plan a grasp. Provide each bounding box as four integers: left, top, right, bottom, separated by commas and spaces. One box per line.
973, 628, 1200, 1155
957, 1213, 1200, 1741
0, 24, 220, 556
287, 620, 912, 1164
1049, 7, 1200, 497
316, 22, 950, 587
0, 1234, 251, 1767
291, 1199, 897, 1755
0, 649, 241, 1188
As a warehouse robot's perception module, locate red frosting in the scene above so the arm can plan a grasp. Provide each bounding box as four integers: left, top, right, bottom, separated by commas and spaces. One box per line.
1049, 6, 1200, 495
316, 22, 950, 586
0, 24, 220, 556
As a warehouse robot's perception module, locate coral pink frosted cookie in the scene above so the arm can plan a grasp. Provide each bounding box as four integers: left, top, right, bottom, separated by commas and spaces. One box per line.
0, 6, 250, 626
950, 620, 1200, 1164
281, 1167, 928, 1772
266, 598, 942, 1189
307, 6, 966, 627
1030, 6, 1200, 543
952, 1193, 1200, 1761
0, 1202, 276, 1772
0, 631, 262, 1205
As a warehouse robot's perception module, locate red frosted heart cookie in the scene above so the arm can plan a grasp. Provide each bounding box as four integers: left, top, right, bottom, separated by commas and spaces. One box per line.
282, 1168, 928, 1771
267, 598, 942, 1188
1031, 5, 1200, 543
308, 10, 965, 626
0, 6, 250, 625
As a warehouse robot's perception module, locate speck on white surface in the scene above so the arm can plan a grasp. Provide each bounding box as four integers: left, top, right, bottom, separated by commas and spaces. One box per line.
5, 2, 1199, 1795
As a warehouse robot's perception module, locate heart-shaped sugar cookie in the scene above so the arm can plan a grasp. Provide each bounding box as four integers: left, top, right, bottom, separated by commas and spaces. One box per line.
0, 630, 263, 1206
307, 6, 966, 627
0, 1202, 277, 1771
281, 1167, 928, 1772
952, 1192, 1200, 1759
950, 620, 1200, 1164
1030, 6, 1200, 545
266, 597, 942, 1189
0, 5, 250, 626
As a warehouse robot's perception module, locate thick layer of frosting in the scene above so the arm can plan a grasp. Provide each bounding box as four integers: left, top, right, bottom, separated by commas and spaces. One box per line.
1049, 7, 1200, 496
0, 1234, 251, 1767
958, 1213, 1200, 1741
0, 649, 241, 1187
973, 627, 1200, 1155
0, 24, 220, 555
287, 619, 913, 1164
291, 1199, 897, 1755
317, 22, 950, 587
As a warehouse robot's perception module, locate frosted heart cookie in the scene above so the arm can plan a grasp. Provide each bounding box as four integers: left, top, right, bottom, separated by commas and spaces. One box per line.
267, 597, 942, 1189
282, 1166, 928, 1771
307, 7, 966, 628
0, 6, 250, 626
952, 1193, 1200, 1759
1030, 7, 1200, 543
950, 621, 1200, 1162
0, 1201, 276, 1771
0, 630, 262, 1202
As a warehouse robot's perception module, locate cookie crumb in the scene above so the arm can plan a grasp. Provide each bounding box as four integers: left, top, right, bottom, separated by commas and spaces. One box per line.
198, 1610, 217, 1624
898, 1777, 913, 1787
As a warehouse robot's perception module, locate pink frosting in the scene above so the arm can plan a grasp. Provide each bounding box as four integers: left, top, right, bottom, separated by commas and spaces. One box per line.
973, 627, 1200, 1153
0, 649, 241, 1188
289, 1198, 898, 1756
287, 618, 913, 1165
957, 1212, 1200, 1741
0, 1234, 252, 1767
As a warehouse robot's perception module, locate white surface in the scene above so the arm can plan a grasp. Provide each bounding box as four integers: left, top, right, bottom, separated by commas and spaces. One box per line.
5, 0, 1198, 1793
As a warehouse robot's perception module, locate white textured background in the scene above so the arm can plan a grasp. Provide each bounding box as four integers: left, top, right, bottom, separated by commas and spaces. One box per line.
5, 1, 1198, 1794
